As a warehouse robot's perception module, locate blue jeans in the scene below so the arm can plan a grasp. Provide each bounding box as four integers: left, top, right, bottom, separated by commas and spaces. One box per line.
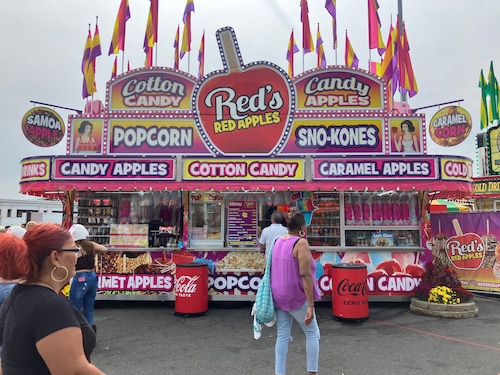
275, 302, 320, 375
69, 271, 98, 325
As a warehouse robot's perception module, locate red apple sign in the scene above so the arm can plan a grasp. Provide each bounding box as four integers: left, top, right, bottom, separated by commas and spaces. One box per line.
193, 26, 295, 155
445, 232, 485, 270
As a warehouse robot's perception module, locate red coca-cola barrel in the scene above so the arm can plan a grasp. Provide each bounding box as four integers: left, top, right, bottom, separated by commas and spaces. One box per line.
175, 262, 208, 316
331, 263, 368, 320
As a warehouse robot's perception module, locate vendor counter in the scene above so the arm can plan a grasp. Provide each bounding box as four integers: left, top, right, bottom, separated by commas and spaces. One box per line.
95, 245, 426, 302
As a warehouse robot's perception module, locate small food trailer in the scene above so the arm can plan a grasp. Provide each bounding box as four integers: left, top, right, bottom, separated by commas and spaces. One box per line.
19, 27, 473, 301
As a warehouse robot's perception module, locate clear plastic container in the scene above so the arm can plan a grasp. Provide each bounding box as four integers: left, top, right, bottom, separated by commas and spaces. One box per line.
352, 192, 363, 225
391, 192, 402, 225
361, 192, 372, 225
371, 192, 382, 225
344, 193, 354, 225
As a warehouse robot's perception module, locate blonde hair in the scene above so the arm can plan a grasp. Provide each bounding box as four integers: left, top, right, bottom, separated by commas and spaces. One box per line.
25, 221, 37, 230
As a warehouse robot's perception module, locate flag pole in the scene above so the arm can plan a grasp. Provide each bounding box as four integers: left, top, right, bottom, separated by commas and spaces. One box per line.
398, 0, 406, 103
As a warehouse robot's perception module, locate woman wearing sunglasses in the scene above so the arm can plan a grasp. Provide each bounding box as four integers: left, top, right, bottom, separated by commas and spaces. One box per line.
0, 223, 105, 375
68, 224, 107, 332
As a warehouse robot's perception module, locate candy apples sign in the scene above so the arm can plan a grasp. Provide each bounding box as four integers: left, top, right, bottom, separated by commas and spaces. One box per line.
445, 219, 484, 270
193, 27, 295, 156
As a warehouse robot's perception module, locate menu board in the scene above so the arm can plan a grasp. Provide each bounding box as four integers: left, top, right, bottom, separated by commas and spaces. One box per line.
227, 200, 258, 246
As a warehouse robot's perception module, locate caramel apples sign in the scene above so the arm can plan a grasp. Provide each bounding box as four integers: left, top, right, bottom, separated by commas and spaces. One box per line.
193, 27, 295, 156
446, 219, 485, 270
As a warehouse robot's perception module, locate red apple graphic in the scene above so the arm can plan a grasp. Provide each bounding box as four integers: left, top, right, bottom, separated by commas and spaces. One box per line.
367, 268, 388, 278
405, 264, 425, 278
193, 27, 295, 155
445, 219, 484, 270
375, 258, 402, 276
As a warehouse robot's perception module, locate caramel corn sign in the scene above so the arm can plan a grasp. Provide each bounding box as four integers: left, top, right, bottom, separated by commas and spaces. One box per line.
429, 106, 472, 147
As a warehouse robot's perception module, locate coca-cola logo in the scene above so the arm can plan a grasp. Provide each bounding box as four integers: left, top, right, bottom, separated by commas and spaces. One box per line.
337, 277, 367, 296
175, 275, 199, 295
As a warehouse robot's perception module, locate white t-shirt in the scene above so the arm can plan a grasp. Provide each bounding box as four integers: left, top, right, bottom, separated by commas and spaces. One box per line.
259, 223, 288, 256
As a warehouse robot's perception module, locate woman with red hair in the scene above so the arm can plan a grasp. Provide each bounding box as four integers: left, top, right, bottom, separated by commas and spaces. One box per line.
0, 223, 105, 375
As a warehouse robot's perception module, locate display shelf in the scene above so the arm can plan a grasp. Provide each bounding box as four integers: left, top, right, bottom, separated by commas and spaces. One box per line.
345, 228, 420, 248
306, 192, 341, 247
77, 197, 115, 245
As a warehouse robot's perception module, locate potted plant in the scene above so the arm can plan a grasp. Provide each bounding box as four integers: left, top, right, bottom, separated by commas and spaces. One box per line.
410, 258, 478, 318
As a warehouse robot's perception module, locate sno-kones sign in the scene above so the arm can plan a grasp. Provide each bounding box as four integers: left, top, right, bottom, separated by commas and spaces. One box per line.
78, 27, 424, 157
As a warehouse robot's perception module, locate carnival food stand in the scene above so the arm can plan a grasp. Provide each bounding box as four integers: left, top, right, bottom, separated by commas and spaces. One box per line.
19, 27, 473, 301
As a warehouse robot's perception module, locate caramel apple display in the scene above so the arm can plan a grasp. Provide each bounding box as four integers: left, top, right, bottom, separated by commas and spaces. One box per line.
375, 258, 402, 276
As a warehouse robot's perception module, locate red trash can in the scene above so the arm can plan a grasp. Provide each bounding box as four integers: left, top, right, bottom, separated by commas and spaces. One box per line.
331, 263, 369, 320
175, 262, 208, 316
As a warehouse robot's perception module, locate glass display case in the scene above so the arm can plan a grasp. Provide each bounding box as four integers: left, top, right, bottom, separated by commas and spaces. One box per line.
76, 195, 114, 244
189, 192, 224, 247
306, 192, 341, 247
343, 191, 421, 250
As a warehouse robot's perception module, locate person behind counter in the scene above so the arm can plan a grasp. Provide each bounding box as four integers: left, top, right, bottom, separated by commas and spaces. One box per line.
271, 212, 321, 375
259, 210, 288, 257
69, 224, 107, 331
0, 223, 105, 375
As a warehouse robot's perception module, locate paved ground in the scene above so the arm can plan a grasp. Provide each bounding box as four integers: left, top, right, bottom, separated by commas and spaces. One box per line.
91, 294, 500, 375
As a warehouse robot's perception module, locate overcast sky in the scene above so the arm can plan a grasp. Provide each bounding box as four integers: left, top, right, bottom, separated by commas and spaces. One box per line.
0, 0, 496, 199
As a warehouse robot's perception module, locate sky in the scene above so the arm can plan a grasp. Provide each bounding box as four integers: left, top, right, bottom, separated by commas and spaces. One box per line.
0, 0, 497, 199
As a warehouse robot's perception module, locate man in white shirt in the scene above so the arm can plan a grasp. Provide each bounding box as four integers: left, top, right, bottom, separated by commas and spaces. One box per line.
259, 210, 288, 257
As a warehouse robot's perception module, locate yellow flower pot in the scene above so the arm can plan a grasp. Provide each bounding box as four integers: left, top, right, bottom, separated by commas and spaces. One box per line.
410, 298, 478, 319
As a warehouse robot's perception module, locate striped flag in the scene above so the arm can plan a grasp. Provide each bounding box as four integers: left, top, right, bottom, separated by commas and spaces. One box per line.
300, 0, 314, 53
381, 24, 399, 95
180, 0, 195, 59
344, 32, 359, 68
86, 22, 101, 96
316, 24, 326, 68
479, 69, 490, 129
173, 25, 180, 69
108, 0, 131, 55
111, 56, 118, 79
286, 29, 299, 77
81, 26, 92, 99
198, 31, 205, 78
144, 0, 158, 67
324, 0, 337, 49
368, 0, 385, 56
398, 21, 418, 97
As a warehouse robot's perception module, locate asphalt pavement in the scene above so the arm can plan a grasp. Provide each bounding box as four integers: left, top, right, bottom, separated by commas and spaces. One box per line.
91, 294, 500, 375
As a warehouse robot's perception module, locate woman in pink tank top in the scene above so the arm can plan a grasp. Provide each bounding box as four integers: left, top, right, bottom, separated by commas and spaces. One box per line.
270, 212, 320, 375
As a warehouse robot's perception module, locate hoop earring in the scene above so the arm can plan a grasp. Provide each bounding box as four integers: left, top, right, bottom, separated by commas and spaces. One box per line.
299, 230, 306, 237
51, 266, 69, 283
